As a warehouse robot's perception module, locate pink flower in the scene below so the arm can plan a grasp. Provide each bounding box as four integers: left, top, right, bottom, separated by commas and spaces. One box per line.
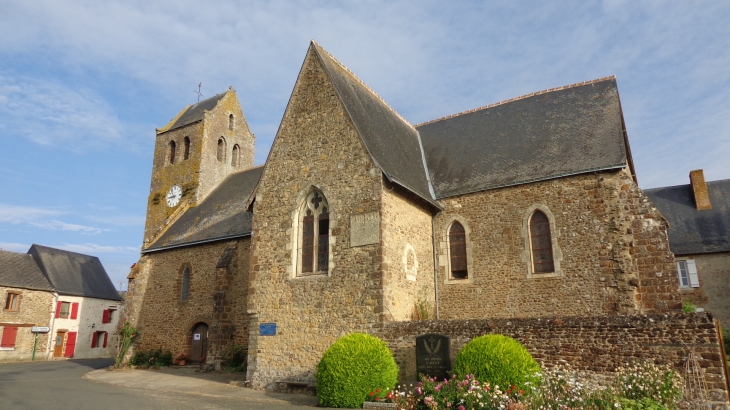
458, 406, 466, 410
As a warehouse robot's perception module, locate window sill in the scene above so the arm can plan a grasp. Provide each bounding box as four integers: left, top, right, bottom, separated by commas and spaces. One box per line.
444, 277, 473, 285
295, 272, 329, 279
0, 347, 15, 351
527, 271, 561, 279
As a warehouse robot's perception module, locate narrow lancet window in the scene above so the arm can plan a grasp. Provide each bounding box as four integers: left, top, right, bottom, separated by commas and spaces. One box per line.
181, 266, 190, 301
183, 137, 190, 160
232, 145, 240, 167
169, 140, 176, 164
449, 222, 468, 279
217, 138, 226, 162
229, 114, 234, 130
529, 211, 554, 273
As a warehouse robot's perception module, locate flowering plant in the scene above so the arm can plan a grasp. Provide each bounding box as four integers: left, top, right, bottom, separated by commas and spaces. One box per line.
174, 353, 189, 361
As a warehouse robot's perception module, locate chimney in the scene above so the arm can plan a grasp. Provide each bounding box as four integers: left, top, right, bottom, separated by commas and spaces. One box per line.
689, 169, 712, 210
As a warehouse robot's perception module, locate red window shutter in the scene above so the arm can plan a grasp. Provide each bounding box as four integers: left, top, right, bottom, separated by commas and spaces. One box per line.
1, 326, 18, 348
103, 332, 108, 348
91, 331, 97, 348
55, 301, 62, 318
64, 332, 77, 357
70, 302, 79, 320
102, 309, 110, 324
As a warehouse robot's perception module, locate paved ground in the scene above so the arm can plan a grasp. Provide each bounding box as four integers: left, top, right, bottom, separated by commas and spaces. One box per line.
0, 359, 319, 409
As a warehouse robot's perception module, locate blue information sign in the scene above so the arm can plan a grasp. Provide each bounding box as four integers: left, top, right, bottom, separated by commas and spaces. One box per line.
259, 323, 277, 336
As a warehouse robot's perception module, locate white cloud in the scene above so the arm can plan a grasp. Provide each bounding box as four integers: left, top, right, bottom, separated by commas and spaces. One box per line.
0, 204, 107, 234
0, 204, 63, 223
0, 74, 124, 150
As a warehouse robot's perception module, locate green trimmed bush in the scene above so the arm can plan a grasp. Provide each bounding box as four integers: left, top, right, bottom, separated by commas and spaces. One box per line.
316, 333, 399, 408
453, 334, 540, 390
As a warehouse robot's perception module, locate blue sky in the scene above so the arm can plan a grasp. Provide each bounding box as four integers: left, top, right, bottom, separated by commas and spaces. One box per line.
1, 1, 729, 288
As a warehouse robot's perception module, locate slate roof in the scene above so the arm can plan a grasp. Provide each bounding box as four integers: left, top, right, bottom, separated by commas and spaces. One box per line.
417, 77, 628, 199
645, 179, 730, 255
0, 249, 55, 292
28, 245, 122, 301
163, 92, 228, 132
313, 44, 436, 204
144, 165, 264, 252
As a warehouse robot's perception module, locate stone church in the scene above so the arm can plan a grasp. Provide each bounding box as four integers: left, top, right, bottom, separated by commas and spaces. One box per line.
124, 41, 682, 388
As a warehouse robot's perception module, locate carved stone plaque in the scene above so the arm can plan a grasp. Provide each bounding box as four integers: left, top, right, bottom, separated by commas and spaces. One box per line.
350, 212, 380, 247
416, 334, 451, 380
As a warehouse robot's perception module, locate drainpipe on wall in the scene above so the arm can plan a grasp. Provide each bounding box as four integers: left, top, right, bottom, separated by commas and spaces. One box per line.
431, 211, 442, 320
47, 291, 59, 360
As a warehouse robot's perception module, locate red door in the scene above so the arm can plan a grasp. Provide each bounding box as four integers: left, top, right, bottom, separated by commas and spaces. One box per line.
64, 332, 77, 358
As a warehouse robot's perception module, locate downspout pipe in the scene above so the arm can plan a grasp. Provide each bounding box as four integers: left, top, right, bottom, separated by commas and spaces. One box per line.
431, 211, 442, 320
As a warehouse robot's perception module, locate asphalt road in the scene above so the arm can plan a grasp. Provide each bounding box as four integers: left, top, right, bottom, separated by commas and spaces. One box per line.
0, 359, 316, 409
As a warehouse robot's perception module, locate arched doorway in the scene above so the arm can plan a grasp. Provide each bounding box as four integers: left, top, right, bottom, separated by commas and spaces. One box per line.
190, 322, 209, 364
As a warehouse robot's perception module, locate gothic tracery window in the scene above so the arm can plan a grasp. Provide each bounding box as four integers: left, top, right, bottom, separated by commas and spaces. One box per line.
529, 210, 554, 273
297, 190, 329, 276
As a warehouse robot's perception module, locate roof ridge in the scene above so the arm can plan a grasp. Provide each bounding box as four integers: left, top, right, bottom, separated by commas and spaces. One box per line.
31, 244, 99, 259
311, 41, 415, 130
415, 76, 617, 128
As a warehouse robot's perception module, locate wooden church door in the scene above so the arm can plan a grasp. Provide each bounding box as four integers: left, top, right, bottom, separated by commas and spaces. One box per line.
190, 323, 208, 364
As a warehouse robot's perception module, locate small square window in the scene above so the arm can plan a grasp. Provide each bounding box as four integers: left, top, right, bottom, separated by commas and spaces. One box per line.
60, 302, 71, 318
94, 332, 105, 348
4, 293, 19, 312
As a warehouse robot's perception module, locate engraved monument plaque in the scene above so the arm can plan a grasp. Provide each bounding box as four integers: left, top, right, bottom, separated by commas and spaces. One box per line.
416, 334, 451, 380
350, 212, 380, 247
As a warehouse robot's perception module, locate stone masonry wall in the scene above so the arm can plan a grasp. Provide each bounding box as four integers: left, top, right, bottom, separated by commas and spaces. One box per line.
131, 238, 250, 364
0, 286, 54, 362
434, 168, 681, 319
247, 46, 385, 389
377, 313, 730, 404
381, 182, 436, 321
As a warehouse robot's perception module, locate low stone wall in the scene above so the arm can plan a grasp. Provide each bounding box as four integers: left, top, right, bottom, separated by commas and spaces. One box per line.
376, 312, 729, 404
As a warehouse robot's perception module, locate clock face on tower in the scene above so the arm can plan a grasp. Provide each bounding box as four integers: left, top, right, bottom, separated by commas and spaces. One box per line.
166, 185, 182, 207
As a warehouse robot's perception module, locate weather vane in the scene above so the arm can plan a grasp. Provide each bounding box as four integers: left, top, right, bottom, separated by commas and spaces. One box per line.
195, 82, 203, 102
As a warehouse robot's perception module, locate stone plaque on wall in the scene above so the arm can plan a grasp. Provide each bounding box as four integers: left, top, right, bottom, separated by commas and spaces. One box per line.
416, 334, 451, 380
350, 212, 380, 247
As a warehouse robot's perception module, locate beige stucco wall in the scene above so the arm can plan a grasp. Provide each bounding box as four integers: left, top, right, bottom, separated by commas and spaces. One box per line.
380, 183, 436, 321
675, 252, 730, 329
0, 286, 55, 362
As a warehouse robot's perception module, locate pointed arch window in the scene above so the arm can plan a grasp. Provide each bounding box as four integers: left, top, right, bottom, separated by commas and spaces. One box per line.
181, 266, 191, 301
229, 114, 234, 130
217, 138, 226, 162
168, 140, 176, 164
232, 144, 240, 167
529, 211, 554, 273
449, 222, 468, 279
183, 137, 190, 160
297, 190, 329, 276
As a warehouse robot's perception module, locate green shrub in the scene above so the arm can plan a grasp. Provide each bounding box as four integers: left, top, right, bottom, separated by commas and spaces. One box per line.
316, 333, 399, 408
682, 300, 697, 313
225, 344, 247, 373
129, 349, 173, 368
453, 334, 540, 390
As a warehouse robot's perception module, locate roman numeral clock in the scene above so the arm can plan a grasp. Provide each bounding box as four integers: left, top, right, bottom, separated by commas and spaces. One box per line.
166, 185, 182, 207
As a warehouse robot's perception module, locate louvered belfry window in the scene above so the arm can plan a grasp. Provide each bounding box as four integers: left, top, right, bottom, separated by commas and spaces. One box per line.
449, 222, 468, 279
298, 190, 329, 276
530, 211, 555, 273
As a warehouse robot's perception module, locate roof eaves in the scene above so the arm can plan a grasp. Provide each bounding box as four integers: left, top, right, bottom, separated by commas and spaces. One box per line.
436, 163, 627, 200
157, 118, 203, 135
142, 232, 252, 254
416, 76, 617, 128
